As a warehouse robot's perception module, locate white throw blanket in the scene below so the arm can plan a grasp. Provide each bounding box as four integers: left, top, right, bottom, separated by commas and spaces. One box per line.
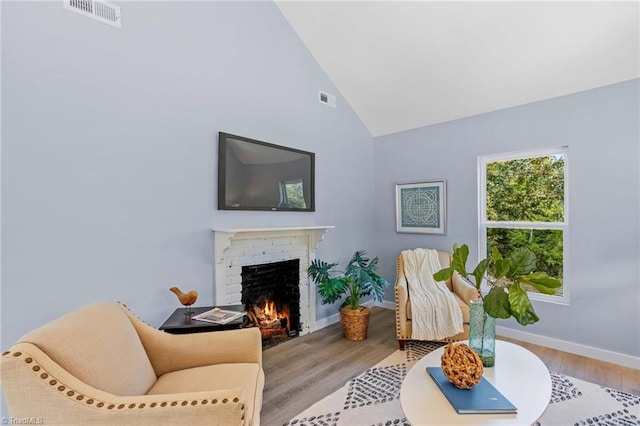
402, 248, 463, 340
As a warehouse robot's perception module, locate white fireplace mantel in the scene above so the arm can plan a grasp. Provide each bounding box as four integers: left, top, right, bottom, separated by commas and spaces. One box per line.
212, 226, 334, 263
211, 226, 334, 335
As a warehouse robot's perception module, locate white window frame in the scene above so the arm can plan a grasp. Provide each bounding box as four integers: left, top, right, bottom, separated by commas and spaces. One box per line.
478, 146, 569, 305
278, 178, 306, 209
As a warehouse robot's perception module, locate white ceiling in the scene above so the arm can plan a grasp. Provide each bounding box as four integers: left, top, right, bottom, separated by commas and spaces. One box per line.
276, 1, 640, 137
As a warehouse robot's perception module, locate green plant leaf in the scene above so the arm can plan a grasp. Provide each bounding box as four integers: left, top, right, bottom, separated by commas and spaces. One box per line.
506, 248, 536, 277
491, 246, 503, 261
521, 272, 562, 288
508, 283, 539, 325
352, 250, 368, 265
433, 267, 454, 282
367, 255, 378, 269
492, 259, 510, 279
483, 287, 511, 319
451, 244, 469, 277
512, 304, 539, 326
345, 251, 366, 280
368, 274, 389, 302
358, 271, 375, 297
307, 259, 339, 285
471, 258, 490, 289
518, 273, 561, 295
317, 277, 349, 305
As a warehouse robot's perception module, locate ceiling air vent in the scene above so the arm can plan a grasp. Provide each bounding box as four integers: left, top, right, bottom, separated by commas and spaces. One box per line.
319, 91, 336, 108
64, 0, 121, 28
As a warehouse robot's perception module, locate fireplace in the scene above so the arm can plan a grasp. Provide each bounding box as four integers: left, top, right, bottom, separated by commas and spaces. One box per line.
241, 259, 301, 342
212, 226, 334, 336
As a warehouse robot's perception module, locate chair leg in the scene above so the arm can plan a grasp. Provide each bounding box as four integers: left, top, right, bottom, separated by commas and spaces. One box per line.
399, 340, 405, 351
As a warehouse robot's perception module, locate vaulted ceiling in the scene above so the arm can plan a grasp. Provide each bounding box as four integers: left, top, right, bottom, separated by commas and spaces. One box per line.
276, 1, 640, 137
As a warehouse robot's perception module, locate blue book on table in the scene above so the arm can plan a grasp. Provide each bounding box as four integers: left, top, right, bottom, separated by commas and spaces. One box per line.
426, 367, 517, 414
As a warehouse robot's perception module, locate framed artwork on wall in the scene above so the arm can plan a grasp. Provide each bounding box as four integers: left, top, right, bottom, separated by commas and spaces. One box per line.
395, 180, 446, 234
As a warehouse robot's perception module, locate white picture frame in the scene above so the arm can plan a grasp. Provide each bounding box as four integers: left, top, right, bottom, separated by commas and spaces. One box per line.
395, 180, 447, 234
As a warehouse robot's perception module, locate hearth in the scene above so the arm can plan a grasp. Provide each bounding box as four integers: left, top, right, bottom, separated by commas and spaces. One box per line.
241, 259, 301, 345
212, 226, 334, 337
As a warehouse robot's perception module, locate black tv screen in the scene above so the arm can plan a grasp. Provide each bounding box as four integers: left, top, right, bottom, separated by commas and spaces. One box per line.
218, 132, 315, 211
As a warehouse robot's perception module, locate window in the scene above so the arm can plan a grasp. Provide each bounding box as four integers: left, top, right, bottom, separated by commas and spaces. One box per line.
279, 179, 307, 209
478, 146, 568, 304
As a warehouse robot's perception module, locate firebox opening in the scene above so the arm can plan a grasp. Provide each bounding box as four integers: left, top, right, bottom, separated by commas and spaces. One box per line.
241, 259, 301, 348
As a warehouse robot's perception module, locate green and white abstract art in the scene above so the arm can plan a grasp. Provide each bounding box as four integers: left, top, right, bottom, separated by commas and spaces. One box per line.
395, 180, 446, 234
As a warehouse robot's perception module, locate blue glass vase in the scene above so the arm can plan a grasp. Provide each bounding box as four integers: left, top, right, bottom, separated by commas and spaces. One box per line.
469, 299, 496, 367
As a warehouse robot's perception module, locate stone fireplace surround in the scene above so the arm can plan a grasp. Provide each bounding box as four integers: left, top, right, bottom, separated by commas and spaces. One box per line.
212, 226, 334, 336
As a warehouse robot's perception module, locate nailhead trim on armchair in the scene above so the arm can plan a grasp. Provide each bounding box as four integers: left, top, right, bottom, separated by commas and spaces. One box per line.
1, 351, 245, 414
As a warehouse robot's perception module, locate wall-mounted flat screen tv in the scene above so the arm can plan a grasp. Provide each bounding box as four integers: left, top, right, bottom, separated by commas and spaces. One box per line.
218, 132, 315, 211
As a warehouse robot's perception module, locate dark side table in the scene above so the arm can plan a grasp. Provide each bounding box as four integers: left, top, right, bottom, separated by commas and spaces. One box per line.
159, 305, 245, 334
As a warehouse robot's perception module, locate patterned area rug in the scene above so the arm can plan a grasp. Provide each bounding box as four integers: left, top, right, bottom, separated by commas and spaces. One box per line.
285, 341, 640, 426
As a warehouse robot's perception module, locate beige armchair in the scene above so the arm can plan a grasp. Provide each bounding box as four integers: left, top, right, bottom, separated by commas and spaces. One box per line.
1, 301, 264, 426
395, 250, 480, 350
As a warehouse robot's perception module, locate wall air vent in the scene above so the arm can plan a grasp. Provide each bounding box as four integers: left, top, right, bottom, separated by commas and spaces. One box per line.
319, 91, 336, 108
64, 0, 121, 28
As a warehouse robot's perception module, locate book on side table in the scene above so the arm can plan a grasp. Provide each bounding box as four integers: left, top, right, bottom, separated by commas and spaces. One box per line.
192, 307, 245, 325
426, 367, 517, 414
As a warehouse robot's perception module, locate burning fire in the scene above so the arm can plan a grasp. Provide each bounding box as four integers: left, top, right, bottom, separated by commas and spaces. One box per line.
246, 300, 290, 339
263, 301, 277, 318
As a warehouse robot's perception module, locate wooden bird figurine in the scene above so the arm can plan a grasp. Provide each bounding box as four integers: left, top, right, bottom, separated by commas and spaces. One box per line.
169, 286, 198, 307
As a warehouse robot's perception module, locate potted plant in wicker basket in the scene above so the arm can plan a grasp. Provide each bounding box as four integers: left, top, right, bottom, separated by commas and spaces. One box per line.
434, 243, 562, 366
308, 250, 389, 341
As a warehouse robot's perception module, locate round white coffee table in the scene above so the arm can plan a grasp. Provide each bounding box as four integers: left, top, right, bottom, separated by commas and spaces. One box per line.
400, 340, 551, 425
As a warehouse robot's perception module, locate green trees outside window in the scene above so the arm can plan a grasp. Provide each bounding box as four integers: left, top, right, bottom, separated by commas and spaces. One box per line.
486, 156, 564, 222
481, 149, 567, 299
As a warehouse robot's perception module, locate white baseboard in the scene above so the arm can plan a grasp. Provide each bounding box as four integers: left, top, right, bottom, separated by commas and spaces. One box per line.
496, 326, 640, 369
314, 311, 341, 330
338, 301, 640, 369
377, 300, 395, 310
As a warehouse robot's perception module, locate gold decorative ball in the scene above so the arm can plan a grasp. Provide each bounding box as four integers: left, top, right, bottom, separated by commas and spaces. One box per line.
440, 342, 484, 389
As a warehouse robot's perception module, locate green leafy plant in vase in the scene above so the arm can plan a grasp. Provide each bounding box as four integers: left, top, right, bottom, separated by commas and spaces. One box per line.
308, 250, 389, 341
434, 244, 562, 366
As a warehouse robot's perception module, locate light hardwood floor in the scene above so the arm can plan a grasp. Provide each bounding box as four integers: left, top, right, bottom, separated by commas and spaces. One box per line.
261, 307, 640, 426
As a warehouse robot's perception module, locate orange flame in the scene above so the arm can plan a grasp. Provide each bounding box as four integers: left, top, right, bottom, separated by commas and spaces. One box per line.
259, 300, 290, 331
264, 301, 276, 317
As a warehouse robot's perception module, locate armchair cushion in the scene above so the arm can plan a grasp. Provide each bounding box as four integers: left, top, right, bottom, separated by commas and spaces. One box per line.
18, 302, 157, 396
147, 363, 264, 423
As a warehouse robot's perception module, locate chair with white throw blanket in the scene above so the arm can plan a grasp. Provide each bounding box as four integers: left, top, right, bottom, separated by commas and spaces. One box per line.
395, 248, 480, 350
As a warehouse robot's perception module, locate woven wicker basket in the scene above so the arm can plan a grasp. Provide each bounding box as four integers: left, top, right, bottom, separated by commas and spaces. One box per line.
340, 306, 370, 341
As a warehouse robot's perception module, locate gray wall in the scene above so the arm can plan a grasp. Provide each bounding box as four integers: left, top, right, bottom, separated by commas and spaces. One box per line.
1, 0, 376, 355
374, 79, 640, 358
